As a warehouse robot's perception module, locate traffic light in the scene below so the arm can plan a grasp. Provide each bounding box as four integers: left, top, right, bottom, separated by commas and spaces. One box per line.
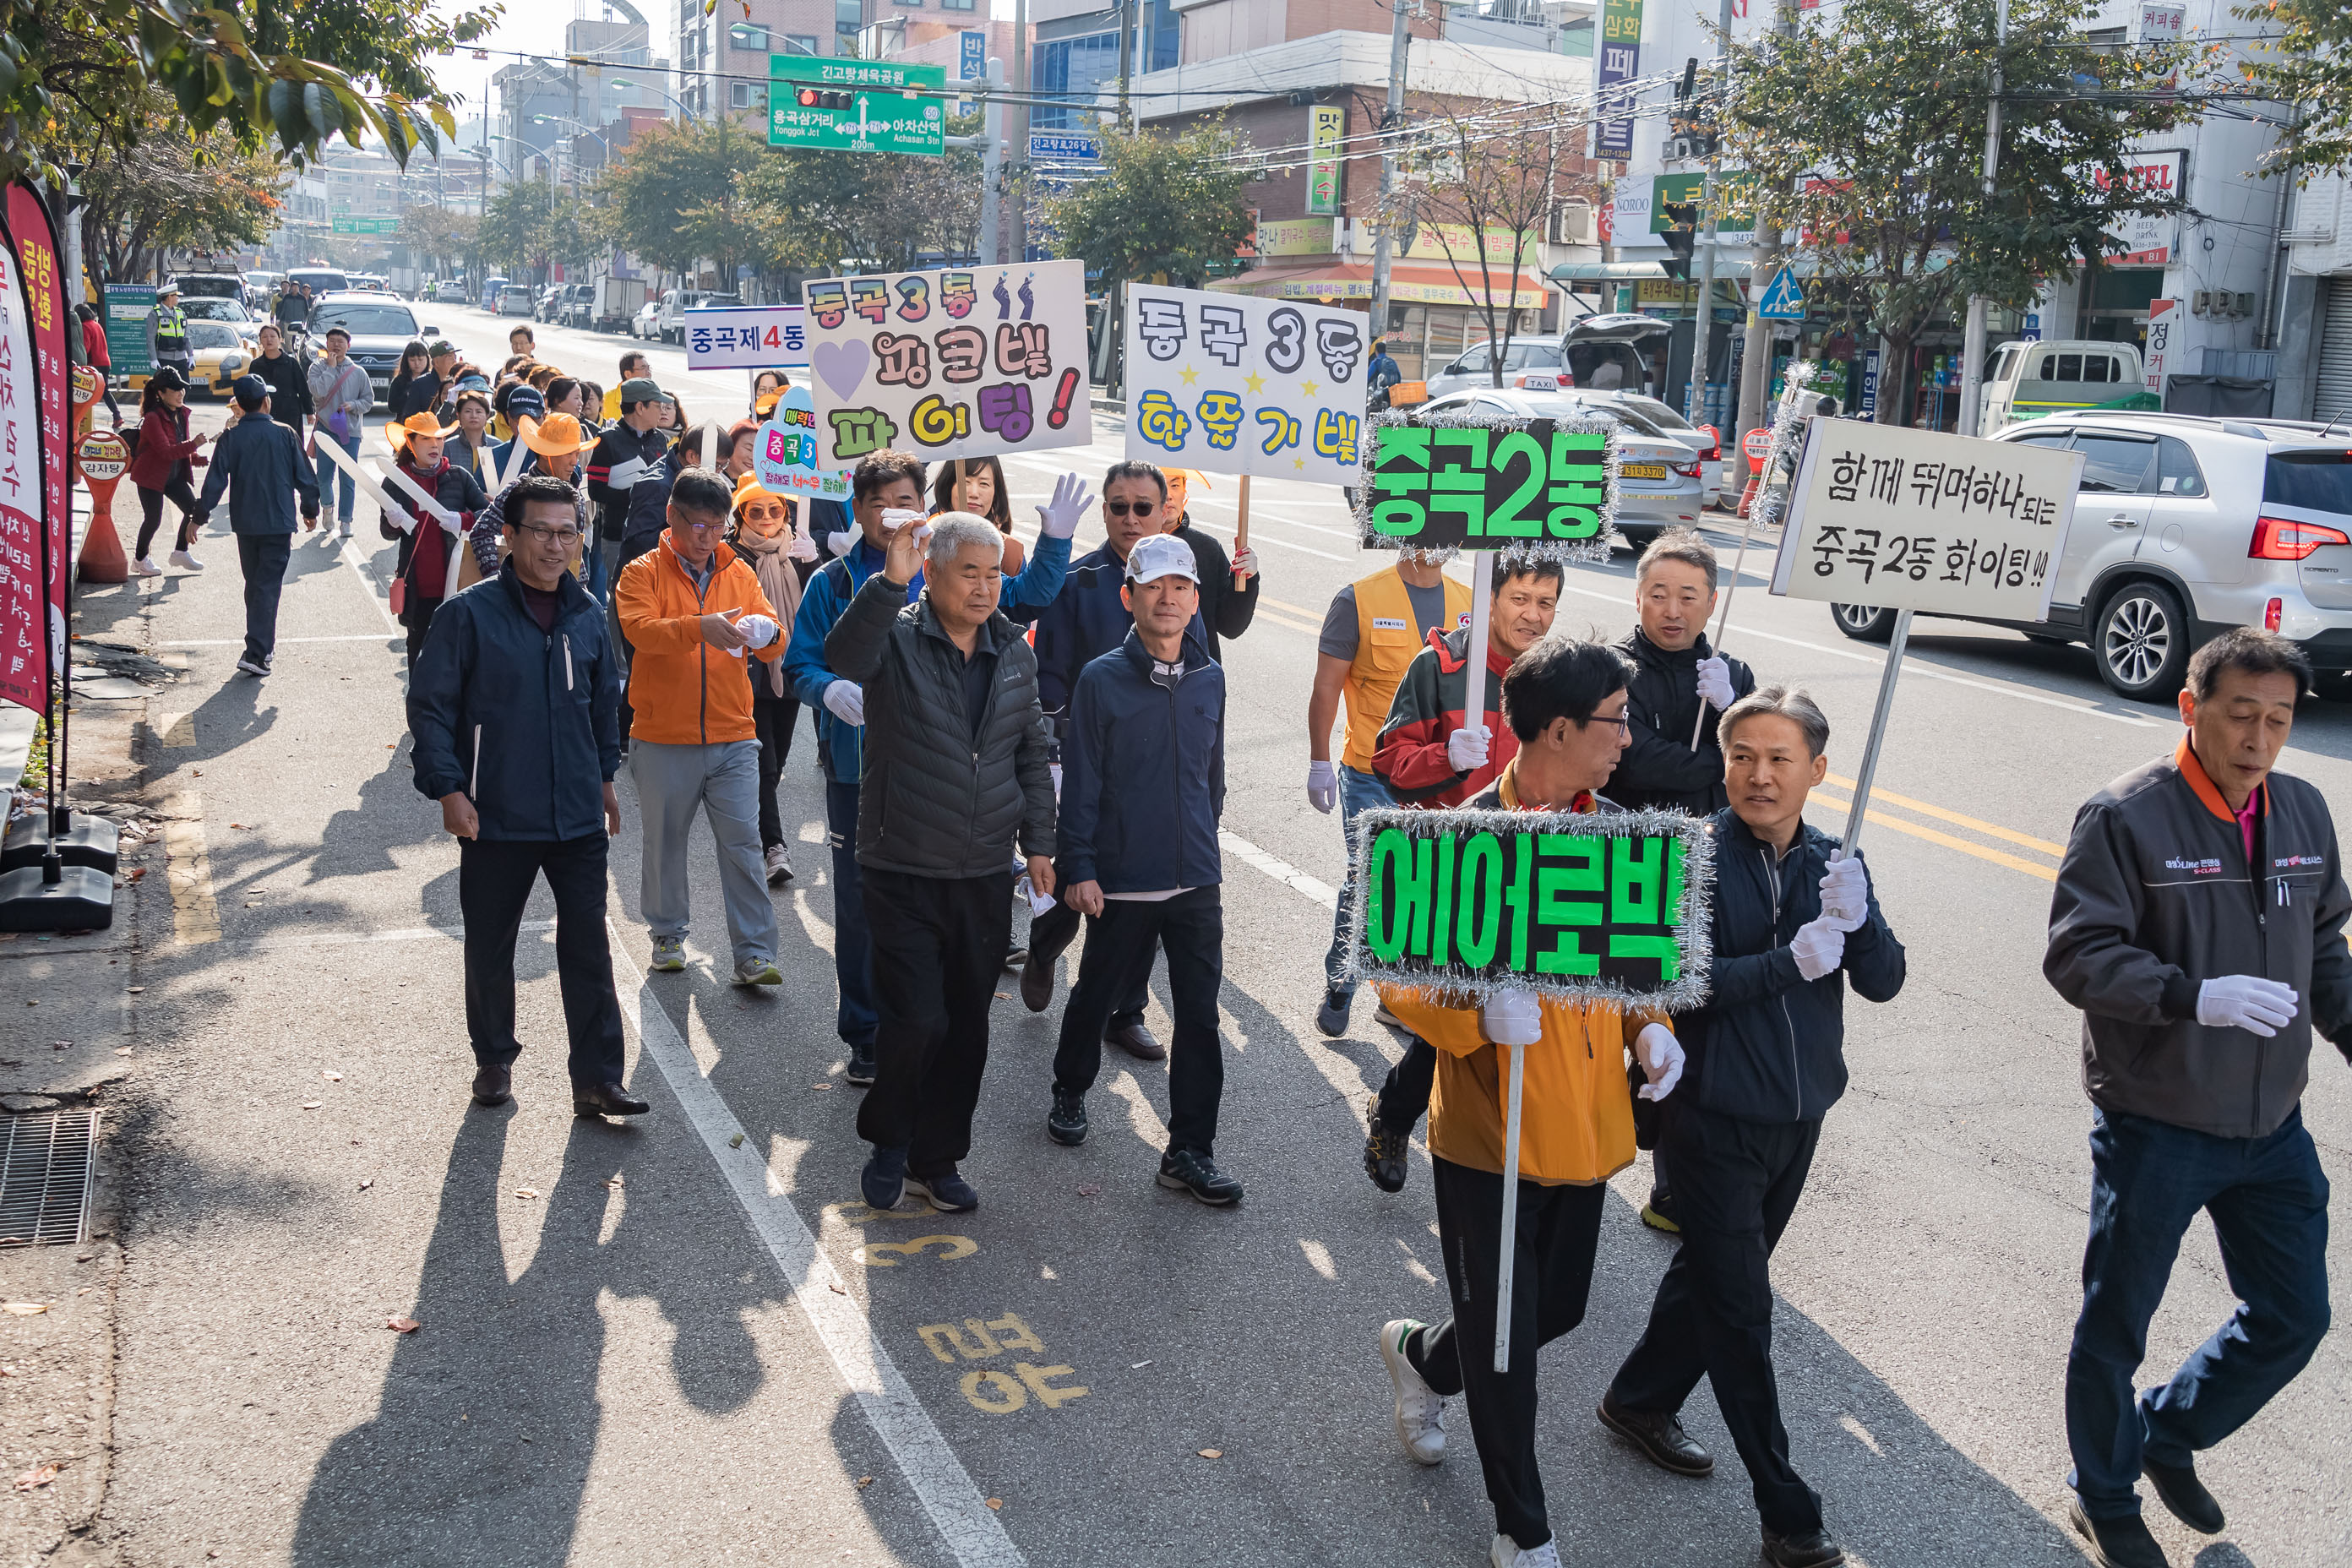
795, 86, 853, 111
1658, 200, 1699, 281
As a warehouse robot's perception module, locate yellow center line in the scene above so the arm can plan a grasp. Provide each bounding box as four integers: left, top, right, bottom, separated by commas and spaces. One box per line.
1824, 772, 2066, 858
1814, 788, 2056, 883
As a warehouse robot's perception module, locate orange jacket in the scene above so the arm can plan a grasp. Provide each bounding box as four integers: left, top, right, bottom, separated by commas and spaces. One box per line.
613, 535, 782, 746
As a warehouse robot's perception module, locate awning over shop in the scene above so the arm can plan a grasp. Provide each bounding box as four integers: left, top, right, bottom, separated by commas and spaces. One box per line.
1548, 259, 1758, 281
1209, 261, 1548, 312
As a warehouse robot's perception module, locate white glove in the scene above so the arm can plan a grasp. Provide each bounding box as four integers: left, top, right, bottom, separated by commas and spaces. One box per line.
1480, 986, 1543, 1048
822, 680, 865, 726
787, 531, 818, 563
1306, 760, 1337, 814
735, 614, 780, 650
1232, 545, 1259, 580
2196, 975, 2300, 1037
1695, 655, 1735, 712
827, 527, 856, 558
1818, 854, 1870, 928
1035, 471, 1093, 541
1446, 724, 1491, 774
1634, 1022, 1685, 1102
1049, 762, 1064, 798
1791, 918, 1845, 982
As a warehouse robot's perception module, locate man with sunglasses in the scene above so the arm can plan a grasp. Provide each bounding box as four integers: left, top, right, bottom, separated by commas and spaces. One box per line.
1015, 460, 1213, 1054
408, 474, 644, 1120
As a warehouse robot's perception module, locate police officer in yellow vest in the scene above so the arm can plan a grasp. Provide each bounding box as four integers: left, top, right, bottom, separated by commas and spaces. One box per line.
1306, 553, 1471, 1037
145, 285, 192, 381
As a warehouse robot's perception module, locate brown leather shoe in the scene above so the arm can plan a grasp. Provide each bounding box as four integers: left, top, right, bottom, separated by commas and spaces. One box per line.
1106, 1021, 1166, 1061
574, 1081, 651, 1118
471, 1064, 512, 1108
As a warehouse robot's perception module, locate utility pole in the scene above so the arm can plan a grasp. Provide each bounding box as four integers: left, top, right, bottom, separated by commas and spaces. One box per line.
1368, 0, 1414, 357
1115, 0, 1135, 138
1955, 0, 2008, 440
1011, 0, 1030, 264
978, 57, 1005, 267
1686, 24, 1729, 433
1734, 0, 1799, 469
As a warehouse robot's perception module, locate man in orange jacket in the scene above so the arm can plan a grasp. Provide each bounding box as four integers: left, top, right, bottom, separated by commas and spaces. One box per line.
613, 467, 787, 986
1372, 637, 1689, 1568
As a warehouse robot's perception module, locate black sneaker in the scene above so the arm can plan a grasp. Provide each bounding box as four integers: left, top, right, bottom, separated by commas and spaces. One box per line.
1315, 986, 1352, 1038
904, 1168, 979, 1213
845, 1044, 876, 1086
1364, 1093, 1408, 1193
860, 1146, 907, 1211
2066, 1501, 2170, 1568
2142, 1455, 2224, 1534
1157, 1148, 1243, 1206
1760, 1526, 1845, 1568
1047, 1088, 1088, 1146
1640, 1186, 1681, 1234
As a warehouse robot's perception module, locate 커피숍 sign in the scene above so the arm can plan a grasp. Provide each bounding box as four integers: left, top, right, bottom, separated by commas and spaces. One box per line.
1124, 284, 1368, 487
1349, 808, 1713, 1009
1767, 417, 2084, 620
1356, 414, 1620, 555
684, 305, 810, 371
802, 259, 1091, 470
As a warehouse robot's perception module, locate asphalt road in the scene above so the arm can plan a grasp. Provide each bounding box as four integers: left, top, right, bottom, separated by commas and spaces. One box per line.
84, 305, 2351, 1567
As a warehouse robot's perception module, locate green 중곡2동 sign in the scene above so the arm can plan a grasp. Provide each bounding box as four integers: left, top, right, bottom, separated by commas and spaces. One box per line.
1349, 808, 1712, 1007
1361, 417, 1616, 552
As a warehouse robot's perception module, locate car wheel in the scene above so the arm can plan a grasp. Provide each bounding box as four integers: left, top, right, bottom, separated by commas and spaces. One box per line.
1830, 602, 1897, 643
2093, 580, 2190, 703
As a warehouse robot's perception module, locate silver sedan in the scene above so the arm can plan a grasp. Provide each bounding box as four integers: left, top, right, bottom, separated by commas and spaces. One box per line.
1413, 388, 1707, 548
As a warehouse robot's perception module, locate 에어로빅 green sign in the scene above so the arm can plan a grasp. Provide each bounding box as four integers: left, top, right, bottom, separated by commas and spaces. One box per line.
770, 57, 947, 156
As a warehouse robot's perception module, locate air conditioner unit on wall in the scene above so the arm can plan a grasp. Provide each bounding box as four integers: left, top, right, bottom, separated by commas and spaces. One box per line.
1552, 203, 1595, 245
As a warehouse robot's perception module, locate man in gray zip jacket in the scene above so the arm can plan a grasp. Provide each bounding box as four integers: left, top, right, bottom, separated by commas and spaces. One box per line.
826, 512, 1057, 1218
2044, 629, 2351, 1568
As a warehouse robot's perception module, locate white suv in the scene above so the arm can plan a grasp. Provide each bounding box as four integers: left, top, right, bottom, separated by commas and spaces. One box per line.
1830, 411, 2352, 702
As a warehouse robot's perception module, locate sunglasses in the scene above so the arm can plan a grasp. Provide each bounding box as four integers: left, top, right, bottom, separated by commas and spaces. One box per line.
740, 502, 788, 524
1104, 500, 1157, 517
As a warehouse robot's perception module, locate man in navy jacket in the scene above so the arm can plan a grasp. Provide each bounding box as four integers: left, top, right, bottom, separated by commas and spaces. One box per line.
1042, 536, 1239, 1206
195, 376, 320, 676
1601, 684, 1903, 1568
407, 475, 645, 1120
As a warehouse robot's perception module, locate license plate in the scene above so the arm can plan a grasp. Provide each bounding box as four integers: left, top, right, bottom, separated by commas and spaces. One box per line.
1622, 462, 1669, 481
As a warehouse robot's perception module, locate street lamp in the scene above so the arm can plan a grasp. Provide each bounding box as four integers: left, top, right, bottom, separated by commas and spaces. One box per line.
605, 76, 693, 117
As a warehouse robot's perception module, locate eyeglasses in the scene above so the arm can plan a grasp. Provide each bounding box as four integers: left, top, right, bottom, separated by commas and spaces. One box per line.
1587, 710, 1633, 736
517, 523, 582, 546
1104, 500, 1157, 517
676, 516, 727, 533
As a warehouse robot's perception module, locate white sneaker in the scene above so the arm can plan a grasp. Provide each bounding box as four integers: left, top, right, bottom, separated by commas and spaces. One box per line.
764, 843, 793, 885
1489, 1536, 1560, 1568
338, 521, 353, 539
1379, 1318, 1446, 1465
169, 548, 204, 571
130, 557, 161, 578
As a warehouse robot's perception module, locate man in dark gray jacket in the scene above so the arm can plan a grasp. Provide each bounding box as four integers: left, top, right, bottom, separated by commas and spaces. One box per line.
2044, 629, 2351, 1568
826, 512, 1058, 1217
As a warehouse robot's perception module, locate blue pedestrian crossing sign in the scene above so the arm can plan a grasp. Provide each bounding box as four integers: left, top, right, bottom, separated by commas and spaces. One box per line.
1756, 266, 1808, 321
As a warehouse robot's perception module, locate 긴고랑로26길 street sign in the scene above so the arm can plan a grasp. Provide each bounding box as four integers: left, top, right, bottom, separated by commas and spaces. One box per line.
1768, 417, 2085, 620
1355, 415, 1620, 555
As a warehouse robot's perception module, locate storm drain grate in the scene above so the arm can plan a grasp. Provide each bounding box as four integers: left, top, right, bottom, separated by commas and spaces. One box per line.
0, 1111, 99, 1248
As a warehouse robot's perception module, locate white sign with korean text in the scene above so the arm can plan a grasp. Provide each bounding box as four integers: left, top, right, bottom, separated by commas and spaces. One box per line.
683, 305, 810, 371
1768, 418, 2085, 620
1123, 284, 1368, 486
802, 259, 1091, 470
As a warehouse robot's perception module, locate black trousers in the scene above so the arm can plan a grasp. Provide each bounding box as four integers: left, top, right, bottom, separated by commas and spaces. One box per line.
752, 691, 802, 850
134, 479, 205, 558
402, 596, 443, 672
1609, 1103, 1826, 1535
1051, 890, 1226, 1156
1376, 1037, 1439, 1132
857, 866, 1012, 1175
606, 532, 656, 740
1028, 898, 1151, 1031
236, 534, 291, 667
458, 835, 627, 1088
1405, 1157, 1606, 1551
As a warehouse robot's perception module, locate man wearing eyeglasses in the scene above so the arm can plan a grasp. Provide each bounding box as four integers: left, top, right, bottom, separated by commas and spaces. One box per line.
1015, 460, 1214, 1054
408, 473, 645, 1120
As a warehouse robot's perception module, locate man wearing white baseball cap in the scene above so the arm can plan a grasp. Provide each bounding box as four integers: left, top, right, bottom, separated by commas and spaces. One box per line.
1044, 534, 1239, 1205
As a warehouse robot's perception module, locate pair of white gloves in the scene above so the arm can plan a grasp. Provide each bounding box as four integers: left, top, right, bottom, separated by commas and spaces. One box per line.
1477, 988, 1685, 1102
1791, 854, 1871, 981
727, 615, 781, 657
819, 476, 1100, 730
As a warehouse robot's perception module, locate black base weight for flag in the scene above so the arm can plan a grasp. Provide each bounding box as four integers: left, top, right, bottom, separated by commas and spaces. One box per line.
1, 811, 119, 876
0, 861, 114, 932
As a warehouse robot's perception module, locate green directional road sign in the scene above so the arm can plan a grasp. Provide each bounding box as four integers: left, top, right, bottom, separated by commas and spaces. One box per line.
331, 217, 401, 236
769, 56, 947, 156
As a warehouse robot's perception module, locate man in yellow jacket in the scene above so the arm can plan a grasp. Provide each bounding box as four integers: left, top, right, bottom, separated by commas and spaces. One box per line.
1372, 637, 1690, 1568
613, 467, 787, 986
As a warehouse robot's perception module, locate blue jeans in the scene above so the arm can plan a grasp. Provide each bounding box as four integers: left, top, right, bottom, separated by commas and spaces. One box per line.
826, 778, 877, 1048
1322, 764, 1396, 995
2066, 1105, 2331, 1518
316, 427, 361, 523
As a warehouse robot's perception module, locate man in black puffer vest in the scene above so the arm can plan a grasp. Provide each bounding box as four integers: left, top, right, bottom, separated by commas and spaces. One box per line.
826, 511, 1059, 1219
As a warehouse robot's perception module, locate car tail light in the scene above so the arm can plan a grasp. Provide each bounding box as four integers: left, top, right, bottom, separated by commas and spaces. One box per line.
1698, 423, 1721, 462
2265, 597, 2284, 631
1669, 459, 1701, 478
2250, 515, 2351, 560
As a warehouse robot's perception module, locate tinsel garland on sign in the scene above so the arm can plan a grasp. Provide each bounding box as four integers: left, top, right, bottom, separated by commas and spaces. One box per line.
1351, 409, 1621, 569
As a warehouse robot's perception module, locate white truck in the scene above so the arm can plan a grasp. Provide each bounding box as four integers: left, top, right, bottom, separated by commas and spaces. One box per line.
593, 275, 649, 335
1977, 339, 2151, 436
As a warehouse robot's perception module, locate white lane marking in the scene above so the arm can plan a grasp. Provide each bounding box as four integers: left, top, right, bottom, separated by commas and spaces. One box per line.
1218, 829, 1337, 910
163, 634, 398, 646
1550, 580, 2166, 729
607, 923, 1025, 1568
161, 790, 220, 947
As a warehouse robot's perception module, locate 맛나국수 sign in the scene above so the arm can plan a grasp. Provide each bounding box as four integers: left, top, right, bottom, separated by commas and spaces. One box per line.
1768, 417, 2084, 620
684, 305, 810, 372
1348, 808, 1713, 1009
1124, 284, 1368, 487
802, 259, 1091, 470
1354, 412, 1620, 558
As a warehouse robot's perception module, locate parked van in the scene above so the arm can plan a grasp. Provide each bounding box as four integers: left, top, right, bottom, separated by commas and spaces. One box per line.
1978, 339, 2152, 436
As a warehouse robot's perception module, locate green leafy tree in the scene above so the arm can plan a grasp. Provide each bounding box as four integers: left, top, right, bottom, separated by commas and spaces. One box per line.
591, 115, 763, 285
480, 177, 551, 280
1045, 122, 1254, 287
737, 110, 984, 277
400, 204, 479, 277
60, 88, 287, 286
2233, 0, 2352, 178
1730, 0, 2204, 422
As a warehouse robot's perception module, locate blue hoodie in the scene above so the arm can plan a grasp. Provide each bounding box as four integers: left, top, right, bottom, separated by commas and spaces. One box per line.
785, 528, 1071, 785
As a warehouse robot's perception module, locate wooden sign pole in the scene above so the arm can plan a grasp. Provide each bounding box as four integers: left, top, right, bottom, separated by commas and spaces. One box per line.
1232, 474, 1252, 589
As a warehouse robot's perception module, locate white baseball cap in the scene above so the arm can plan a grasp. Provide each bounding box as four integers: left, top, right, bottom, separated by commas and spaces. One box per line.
1124, 534, 1199, 585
